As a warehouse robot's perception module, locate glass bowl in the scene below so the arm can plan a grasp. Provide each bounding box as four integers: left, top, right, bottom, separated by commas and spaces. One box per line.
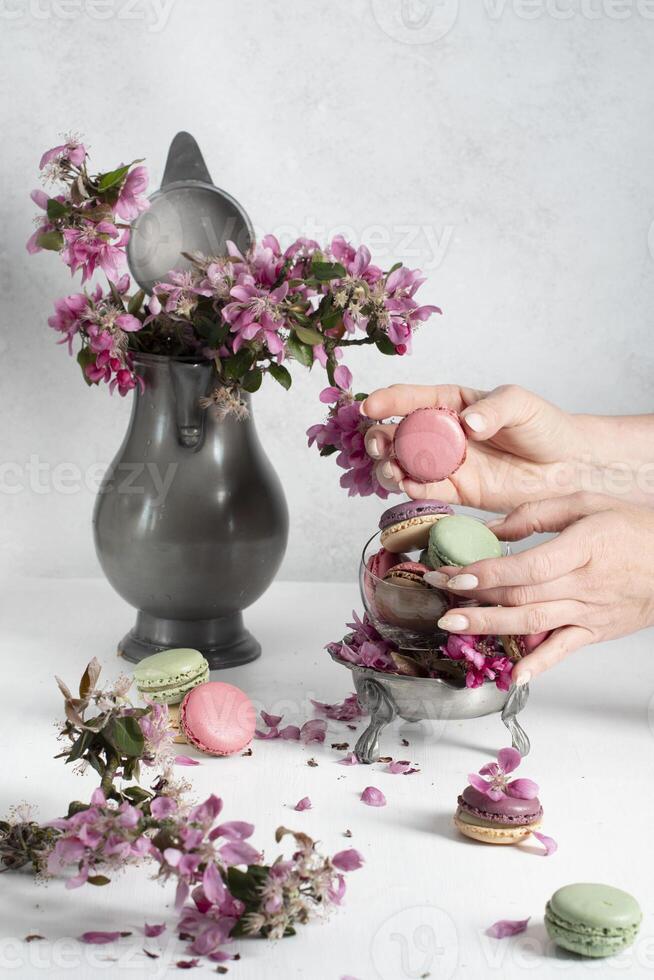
359, 528, 508, 651
360, 530, 451, 650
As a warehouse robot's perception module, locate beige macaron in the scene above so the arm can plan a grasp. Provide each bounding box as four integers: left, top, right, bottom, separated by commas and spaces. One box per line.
454, 808, 541, 845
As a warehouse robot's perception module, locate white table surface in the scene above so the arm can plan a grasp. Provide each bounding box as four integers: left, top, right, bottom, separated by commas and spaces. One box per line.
1, 577, 654, 980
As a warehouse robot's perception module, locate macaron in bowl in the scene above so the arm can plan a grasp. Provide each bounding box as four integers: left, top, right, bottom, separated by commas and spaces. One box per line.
379, 499, 454, 553
180, 681, 256, 757
545, 883, 642, 958
133, 648, 210, 705
393, 407, 467, 485
428, 514, 502, 569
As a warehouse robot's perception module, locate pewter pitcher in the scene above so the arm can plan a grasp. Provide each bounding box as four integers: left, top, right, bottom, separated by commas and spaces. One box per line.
93, 353, 288, 667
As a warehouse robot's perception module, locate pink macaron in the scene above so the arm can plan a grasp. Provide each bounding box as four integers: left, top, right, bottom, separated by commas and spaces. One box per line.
393, 407, 467, 484
180, 681, 256, 756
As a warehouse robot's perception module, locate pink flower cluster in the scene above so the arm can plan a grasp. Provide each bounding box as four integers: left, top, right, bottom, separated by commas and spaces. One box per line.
327, 611, 397, 671
46, 787, 152, 889
441, 634, 514, 691
307, 370, 389, 498
48, 278, 143, 395
29, 139, 441, 496
44, 786, 363, 963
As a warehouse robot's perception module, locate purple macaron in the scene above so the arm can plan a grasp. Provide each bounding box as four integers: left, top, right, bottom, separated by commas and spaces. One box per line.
457, 785, 543, 826
379, 499, 455, 553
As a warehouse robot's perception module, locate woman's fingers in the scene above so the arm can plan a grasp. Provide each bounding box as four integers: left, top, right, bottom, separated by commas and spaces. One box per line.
360, 384, 484, 421
373, 459, 404, 491
512, 625, 593, 684
433, 524, 590, 592
397, 476, 461, 504
457, 384, 542, 441
487, 492, 615, 541
364, 423, 397, 460
438, 599, 585, 637
438, 572, 581, 608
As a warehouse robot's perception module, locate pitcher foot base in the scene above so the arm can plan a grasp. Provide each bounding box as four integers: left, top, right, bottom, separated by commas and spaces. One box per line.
118, 610, 261, 669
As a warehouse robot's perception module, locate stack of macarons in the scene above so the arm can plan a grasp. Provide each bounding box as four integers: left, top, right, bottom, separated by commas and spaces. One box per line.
367, 502, 505, 643
133, 648, 255, 756
364, 499, 550, 680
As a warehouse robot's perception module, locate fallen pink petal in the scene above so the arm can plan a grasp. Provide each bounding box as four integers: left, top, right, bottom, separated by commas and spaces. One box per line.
261, 710, 283, 728
143, 923, 166, 938
486, 917, 530, 939
360, 786, 386, 807
337, 752, 358, 766
300, 719, 327, 744
532, 831, 558, 856
386, 760, 418, 775
294, 797, 312, 811
332, 849, 364, 871
174, 755, 200, 767
78, 931, 128, 945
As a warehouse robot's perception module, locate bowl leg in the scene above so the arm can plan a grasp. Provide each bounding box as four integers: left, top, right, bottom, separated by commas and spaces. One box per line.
501, 683, 531, 756
353, 677, 397, 764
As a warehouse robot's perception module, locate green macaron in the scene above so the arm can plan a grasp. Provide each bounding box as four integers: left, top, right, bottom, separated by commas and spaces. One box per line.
133, 648, 210, 705
427, 514, 502, 568
545, 883, 642, 958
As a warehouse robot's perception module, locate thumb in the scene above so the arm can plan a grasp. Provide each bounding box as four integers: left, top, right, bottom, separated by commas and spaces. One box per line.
460, 384, 541, 441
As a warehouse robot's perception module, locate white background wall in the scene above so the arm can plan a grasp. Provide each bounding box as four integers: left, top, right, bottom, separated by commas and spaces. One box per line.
1, 0, 653, 585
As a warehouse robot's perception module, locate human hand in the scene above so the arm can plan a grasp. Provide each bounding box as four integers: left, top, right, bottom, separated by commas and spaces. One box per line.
361, 383, 645, 512
426, 492, 654, 683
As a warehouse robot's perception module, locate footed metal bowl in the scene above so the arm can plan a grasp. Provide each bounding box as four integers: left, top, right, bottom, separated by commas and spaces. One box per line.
330, 651, 530, 764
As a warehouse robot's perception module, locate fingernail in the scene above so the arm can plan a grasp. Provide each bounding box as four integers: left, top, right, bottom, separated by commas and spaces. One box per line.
359, 400, 369, 417
446, 574, 478, 590
515, 670, 531, 687
398, 479, 405, 492
486, 518, 503, 530
368, 438, 381, 459
462, 412, 486, 433
437, 614, 469, 632
382, 462, 394, 479
424, 571, 450, 587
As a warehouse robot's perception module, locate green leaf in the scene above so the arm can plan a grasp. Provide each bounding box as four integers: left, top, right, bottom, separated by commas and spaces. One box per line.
87, 875, 111, 886
104, 716, 145, 759
286, 333, 313, 368
36, 230, 63, 251
224, 348, 255, 381
127, 289, 145, 315
97, 164, 130, 192
375, 333, 397, 356
294, 325, 324, 346
67, 730, 93, 763
241, 368, 262, 393
319, 445, 338, 457
354, 391, 368, 401
268, 363, 292, 390
122, 786, 152, 804
85, 752, 104, 776
208, 322, 229, 348
76, 347, 96, 386
311, 260, 346, 281
320, 308, 343, 331
227, 865, 270, 903
46, 199, 70, 221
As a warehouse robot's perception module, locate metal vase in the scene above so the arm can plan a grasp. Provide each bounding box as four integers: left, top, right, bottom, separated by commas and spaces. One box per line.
93, 353, 289, 668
